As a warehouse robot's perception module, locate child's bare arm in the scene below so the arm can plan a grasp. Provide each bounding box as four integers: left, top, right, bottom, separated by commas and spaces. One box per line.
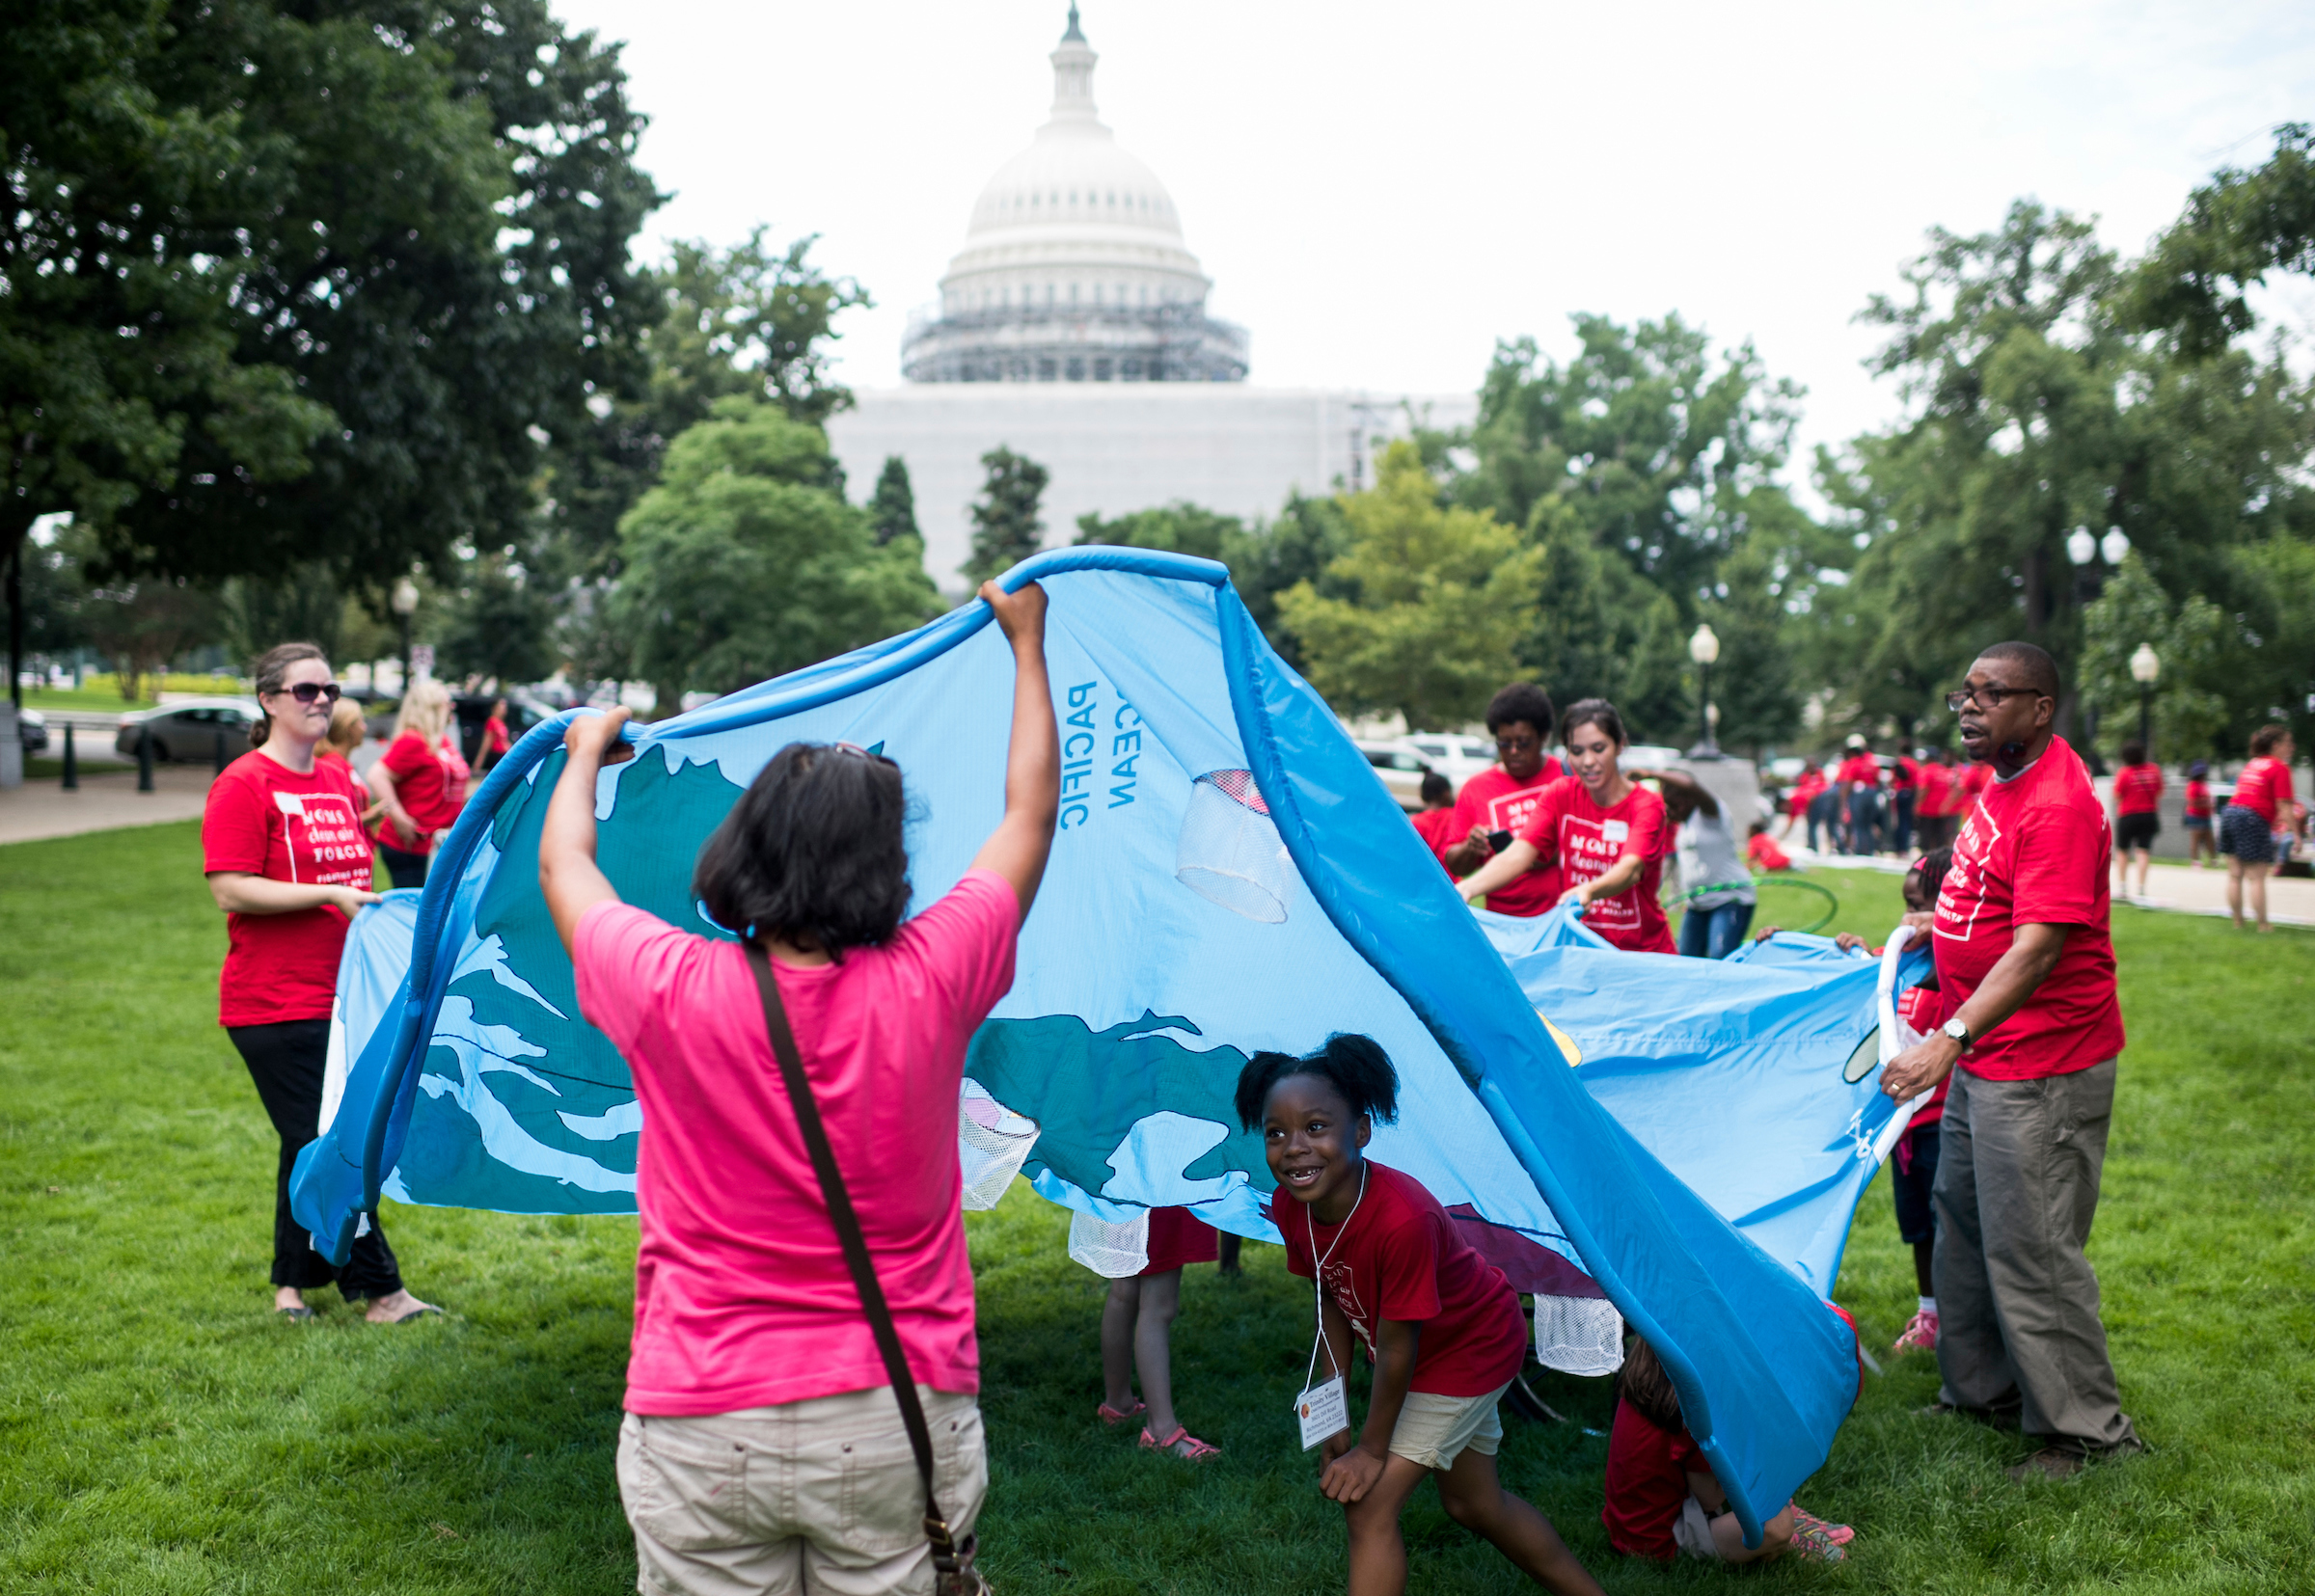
1683, 1470, 1795, 1563
1321, 1317, 1419, 1503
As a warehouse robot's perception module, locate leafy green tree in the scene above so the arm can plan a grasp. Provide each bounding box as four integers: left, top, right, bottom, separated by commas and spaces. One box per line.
218, 565, 353, 668
2124, 123, 2315, 356
551, 229, 867, 570
438, 555, 558, 690
80, 0, 662, 601
2080, 555, 2228, 761
1, 0, 333, 628
1276, 442, 1540, 729
615, 398, 938, 711
869, 457, 920, 548
962, 447, 1049, 588
1074, 501, 1243, 563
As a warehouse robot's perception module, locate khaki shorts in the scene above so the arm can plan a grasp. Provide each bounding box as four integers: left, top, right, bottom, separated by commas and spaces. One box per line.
618, 1386, 987, 1596
1386, 1383, 1507, 1471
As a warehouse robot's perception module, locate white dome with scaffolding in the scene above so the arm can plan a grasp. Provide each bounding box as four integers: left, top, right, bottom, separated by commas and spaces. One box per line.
902, 8, 1248, 384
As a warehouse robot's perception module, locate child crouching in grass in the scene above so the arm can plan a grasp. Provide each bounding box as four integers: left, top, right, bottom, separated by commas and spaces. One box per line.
1602, 1338, 1850, 1563
1238, 1036, 1606, 1596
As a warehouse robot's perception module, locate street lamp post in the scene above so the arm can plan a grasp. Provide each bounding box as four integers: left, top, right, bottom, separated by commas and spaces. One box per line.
391, 577, 420, 697
2129, 641, 2160, 752
1688, 623, 1721, 756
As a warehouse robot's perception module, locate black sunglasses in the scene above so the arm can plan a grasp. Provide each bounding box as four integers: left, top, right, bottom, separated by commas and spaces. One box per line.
271, 681, 343, 705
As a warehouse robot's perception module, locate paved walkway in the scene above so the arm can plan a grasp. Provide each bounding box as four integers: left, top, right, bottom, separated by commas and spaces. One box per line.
1782, 844, 2315, 928
0, 766, 213, 846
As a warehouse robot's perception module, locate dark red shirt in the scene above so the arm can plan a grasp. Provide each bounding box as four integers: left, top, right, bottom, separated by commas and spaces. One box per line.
1447, 761, 1568, 916
1518, 778, 1675, 954
1271, 1162, 1528, 1397
375, 731, 470, 855
1934, 738, 2124, 1080
1601, 1400, 1702, 1560
202, 750, 374, 1027
2112, 763, 2164, 817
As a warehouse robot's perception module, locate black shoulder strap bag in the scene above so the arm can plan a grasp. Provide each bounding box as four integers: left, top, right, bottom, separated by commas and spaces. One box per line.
744, 942, 991, 1596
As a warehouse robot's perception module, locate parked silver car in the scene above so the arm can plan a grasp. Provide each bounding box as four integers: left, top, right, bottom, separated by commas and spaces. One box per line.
115, 697, 261, 761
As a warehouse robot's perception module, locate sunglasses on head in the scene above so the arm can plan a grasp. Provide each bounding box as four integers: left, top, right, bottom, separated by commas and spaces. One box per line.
272, 681, 342, 705
830, 740, 892, 763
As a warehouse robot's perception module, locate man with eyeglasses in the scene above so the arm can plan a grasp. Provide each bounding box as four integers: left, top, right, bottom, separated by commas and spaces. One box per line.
1440, 683, 1568, 916
1879, 641, 2141, 1482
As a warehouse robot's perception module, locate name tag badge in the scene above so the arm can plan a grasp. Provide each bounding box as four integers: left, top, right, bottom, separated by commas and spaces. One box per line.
1295, 1374, 1348, 1450
1602, 820, 1629, 845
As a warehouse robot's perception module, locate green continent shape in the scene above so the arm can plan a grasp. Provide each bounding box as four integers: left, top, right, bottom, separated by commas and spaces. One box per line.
964, 1012, 1275, 1198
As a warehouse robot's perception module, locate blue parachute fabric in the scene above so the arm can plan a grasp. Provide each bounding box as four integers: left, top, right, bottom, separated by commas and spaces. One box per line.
1479, 904, 1930, 1296
293, 549, 1867, 1543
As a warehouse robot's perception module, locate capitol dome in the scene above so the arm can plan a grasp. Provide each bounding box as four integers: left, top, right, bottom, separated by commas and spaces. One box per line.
901, 8, 1248, 384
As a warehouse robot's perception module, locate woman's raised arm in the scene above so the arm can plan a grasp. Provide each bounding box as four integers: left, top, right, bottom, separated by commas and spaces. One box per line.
967, 579, 1059, 918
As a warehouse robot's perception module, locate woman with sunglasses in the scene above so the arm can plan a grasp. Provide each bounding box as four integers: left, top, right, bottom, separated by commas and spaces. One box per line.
202, 642, 436, 1323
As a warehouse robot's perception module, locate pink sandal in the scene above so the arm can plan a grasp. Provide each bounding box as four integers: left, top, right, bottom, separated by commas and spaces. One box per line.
1139, 1423, 1221, 1460
1096, 1399, 1146, 1427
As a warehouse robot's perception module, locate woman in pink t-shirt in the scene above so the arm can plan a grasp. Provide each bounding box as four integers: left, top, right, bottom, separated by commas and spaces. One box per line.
538, 580, 1057, 1596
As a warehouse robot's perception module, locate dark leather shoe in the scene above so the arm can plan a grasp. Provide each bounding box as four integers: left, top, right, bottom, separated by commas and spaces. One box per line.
2007, 1447, 2086, 1482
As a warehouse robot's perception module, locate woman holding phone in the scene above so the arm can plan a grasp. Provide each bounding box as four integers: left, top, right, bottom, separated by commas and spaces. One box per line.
1455, 700, 1676, 954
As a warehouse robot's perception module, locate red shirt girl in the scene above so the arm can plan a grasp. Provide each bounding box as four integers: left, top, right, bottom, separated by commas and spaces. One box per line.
368, 679, 470, 873
2112, 762, 2164, 816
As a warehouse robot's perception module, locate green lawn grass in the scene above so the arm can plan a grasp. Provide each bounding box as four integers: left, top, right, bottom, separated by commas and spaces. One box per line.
2, 826, 2308, 1593
20, 674, 249, 711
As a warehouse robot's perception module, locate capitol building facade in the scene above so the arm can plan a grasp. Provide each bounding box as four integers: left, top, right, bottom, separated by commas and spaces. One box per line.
827, 9, 1470, 588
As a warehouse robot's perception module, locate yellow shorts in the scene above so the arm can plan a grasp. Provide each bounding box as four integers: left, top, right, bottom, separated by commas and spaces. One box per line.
1386, 1382, 1508, 1471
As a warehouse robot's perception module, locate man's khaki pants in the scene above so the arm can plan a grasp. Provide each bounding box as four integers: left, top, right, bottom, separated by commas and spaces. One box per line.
1932, 1059, 2140, 1453
619, 1386, 986, 1596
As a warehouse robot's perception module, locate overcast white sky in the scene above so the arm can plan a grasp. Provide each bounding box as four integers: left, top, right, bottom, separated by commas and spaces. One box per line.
554, 0, 2315, 481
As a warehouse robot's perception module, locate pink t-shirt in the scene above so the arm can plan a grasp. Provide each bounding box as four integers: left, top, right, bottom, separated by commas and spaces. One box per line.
573, 870, 1021, 1416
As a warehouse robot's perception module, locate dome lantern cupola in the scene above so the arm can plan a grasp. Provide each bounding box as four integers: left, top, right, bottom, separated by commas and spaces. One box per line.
902, 7, 1248, 384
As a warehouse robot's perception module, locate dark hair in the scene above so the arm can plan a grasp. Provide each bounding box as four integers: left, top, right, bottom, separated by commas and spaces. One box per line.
1559, 697, 1627, 749
693, 743, 912, 958
1419, 769, 1453, 805
1975, 640, 2060, 700
2188, 759, 2210, 779
1909, 845, 1953, 905
1485, 682, 1556, 739
2119, 741, 2146, 767
248, 641, 329, 747
1234, 1033, 1401, 1131
1617, 1337, 1683, 1433
2250, 723, 2290, 757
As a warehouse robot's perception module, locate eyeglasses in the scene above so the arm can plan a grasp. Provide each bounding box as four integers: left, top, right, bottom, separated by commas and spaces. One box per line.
1944, 684, 2039, 714
1494, 732, 1542, 752
269, 681, 343, 705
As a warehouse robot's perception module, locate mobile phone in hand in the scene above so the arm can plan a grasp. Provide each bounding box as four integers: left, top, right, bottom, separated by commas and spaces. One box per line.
1487, 829, 1513, 853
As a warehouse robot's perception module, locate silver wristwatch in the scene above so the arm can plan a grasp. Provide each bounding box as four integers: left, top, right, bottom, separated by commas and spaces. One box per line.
1940, 1015, 1972, 1051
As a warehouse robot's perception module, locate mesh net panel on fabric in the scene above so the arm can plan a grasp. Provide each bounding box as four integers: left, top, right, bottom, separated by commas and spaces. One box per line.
1175, 770, 1291, 923
958, 1090, 1040, 1211
1068, 1207, 1151, 1278
1535, 1294, 1625, 1376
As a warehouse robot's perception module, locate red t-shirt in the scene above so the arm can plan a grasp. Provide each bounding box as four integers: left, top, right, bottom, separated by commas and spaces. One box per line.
1917, 762, 1954, 817
2112, 763, 2163, 816
1600, 1400, 1702, 1560
482, 715, 512, 755
1448, 761, 1569, 916
1517, 778, 1675, 954
1891, 755, 1920, 792
1934, 738, 2124, 1080
1837, 754, 1881, 789
202, 750, 376, 1028
1746, 832, 1791, 872
572, 871, 1021, 1415
2184, 779, 2213, 819
1786, 771, 1825, 818
1959, 762, 1993, 802
376, 731, 470, 855
1270, 1161, 1527, 1397
2229, 757, 2292, 824
1409, 805, 1459, 870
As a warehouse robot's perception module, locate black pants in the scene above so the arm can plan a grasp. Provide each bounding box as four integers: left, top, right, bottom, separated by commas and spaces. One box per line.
227, 1017, 404, 1298
378, 843, 428, 890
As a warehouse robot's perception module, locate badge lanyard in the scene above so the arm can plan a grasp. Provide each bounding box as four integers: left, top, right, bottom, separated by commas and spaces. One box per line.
1294, 1163, 1367, 1450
